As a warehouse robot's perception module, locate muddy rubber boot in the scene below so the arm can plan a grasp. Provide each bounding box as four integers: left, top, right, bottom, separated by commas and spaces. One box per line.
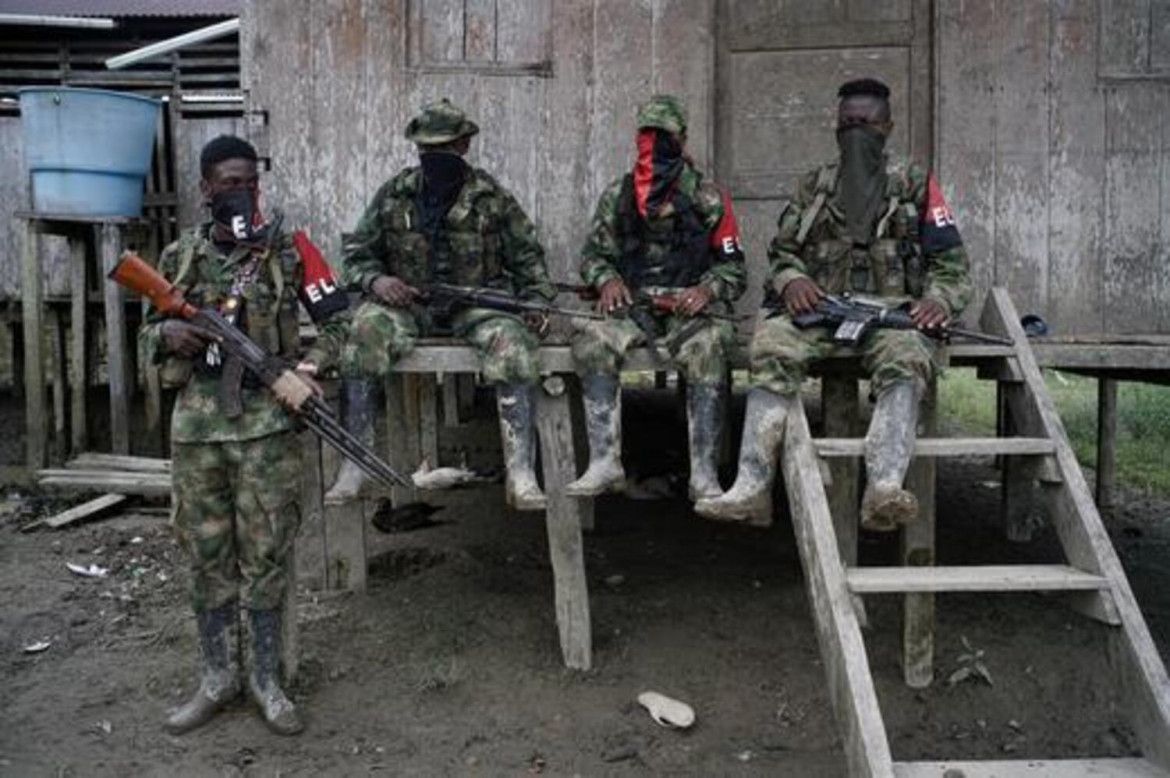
695, 388, 792, 523
565, 372, 626, 497
687, 383, 725, 501
164, 603, 240, 735
497, 383, 547, 511
324, 378, 379, 504
860, 380, 921, 532
248, 608, 304, 736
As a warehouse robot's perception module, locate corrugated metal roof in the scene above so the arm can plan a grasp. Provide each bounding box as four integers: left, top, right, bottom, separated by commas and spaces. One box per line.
0, 0, 238, 17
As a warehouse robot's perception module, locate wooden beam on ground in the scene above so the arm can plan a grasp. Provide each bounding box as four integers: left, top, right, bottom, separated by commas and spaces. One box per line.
535, 375, 592, 671
783, 400, 894, 778
43, 493, 128, 529
847, 565, 1109, 594
893, 758, 1164, 777
982, 287, 1170, 771
1097, 377, 1118, 510
36, 469, 171, 496
65, 453, 171, 472
814, 437, 1055, 457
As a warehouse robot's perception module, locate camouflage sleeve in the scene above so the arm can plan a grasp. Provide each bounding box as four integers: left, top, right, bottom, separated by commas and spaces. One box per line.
766, 172, 816, 296
498, 189, 556, 302
340, 183, 392, 293
698, 186, 747, 303
913, 168, 974, 317
139, 241, 182, 366
578, 181, 624, 290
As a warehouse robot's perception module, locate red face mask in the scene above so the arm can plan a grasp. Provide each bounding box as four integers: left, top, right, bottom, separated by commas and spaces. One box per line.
633, 128, 685, 218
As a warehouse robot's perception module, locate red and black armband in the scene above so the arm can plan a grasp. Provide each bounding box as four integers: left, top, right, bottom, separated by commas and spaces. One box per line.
709, 189, 745, 263
293, 230, 348, 320
921, 173, 963, 254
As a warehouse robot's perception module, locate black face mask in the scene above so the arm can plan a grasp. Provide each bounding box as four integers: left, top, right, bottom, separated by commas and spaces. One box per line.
419, 151, 468, 210
210, 189, 264, 244
836, 124, 888, 243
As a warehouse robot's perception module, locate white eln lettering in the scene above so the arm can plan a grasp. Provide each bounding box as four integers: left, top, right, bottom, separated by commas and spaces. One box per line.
931, 206, 954, 228
306, 283, 323, 303
231, 215, 248, 239
721, 236, 739, 254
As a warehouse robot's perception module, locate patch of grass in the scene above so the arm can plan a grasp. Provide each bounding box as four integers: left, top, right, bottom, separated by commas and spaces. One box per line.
938, 368, 1170, 495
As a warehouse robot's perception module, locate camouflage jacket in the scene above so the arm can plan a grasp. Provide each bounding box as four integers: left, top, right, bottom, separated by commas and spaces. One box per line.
767, 159, 973, 316
579, 164, 746, 301
341, 166, 555, 301
140, 223, 349, 443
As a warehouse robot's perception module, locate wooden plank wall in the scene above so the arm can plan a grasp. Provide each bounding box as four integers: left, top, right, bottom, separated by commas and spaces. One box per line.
936, 0, 1170, 335
243, 0, 715, 287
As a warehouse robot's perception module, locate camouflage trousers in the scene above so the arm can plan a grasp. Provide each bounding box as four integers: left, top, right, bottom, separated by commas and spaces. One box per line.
571, 308, 734, 386
749, 312, 936, 396
171, 431, 302, 612
341, 301, 541, 385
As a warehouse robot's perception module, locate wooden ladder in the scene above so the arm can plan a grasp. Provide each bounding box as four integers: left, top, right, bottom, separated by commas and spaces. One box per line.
781, 288, 1170, 777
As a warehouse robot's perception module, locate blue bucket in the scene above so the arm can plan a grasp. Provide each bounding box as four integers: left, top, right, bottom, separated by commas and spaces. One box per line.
19, 87, 161, 218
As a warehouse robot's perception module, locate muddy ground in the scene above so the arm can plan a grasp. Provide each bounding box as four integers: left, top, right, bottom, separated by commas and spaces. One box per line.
1, 387, 1168, 777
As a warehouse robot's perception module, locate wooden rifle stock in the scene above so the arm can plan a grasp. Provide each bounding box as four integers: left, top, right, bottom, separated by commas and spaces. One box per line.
108, 252, 197, 319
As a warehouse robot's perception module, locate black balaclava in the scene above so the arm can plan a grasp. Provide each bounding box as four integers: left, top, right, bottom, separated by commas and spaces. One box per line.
836, 124, 888, 243
634, 128, 686, 219
210, 188, 265, 245
419, 151, 468, 219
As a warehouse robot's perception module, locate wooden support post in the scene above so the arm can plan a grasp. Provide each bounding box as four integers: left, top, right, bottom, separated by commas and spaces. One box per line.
1096, 378, 1118, 511
324, 500, 368, 593
69, 237, 88, 456
823, 375, 860, 567
902, 377, 937, 689
48, 308, 67, 465
100, 224, 130, 455
21, 219, 47, 470
442, 374, 461, 428
419, 374, 439, 466
386, 373, 419, 505
536, 375, 592, 670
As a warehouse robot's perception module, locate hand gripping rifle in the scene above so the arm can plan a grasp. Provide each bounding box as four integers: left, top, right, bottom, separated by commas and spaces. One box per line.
109, 252, 410, 489
423, 282, 607, 320
792, 293, 1012, 347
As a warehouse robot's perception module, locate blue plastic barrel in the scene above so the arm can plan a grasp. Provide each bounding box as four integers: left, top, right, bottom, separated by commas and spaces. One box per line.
19, 87, 161, 217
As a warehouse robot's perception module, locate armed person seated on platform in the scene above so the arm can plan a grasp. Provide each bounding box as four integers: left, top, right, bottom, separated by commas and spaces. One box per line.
327, 98, 556, 511
567, 94, 746, 503
140, 136, 350, 736
696, 78, 973, 528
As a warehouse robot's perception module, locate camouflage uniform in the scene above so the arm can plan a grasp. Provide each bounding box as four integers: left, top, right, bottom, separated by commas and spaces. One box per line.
140, 224, 348, 611
750, 159, 973, 396
572, 98, 745, 386
567, 95, 745, 502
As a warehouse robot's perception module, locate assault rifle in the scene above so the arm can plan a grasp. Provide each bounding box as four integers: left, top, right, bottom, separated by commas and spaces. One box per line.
556, 282, 743, 322
423, 282, 606, 321
792, 294, 1012, 347
109, 252, 410, 489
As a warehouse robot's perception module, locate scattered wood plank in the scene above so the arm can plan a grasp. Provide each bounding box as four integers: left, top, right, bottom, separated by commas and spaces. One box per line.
814, 437, 1055, 458
846, 565, 1109, 594
37, 469, 171, 497
65, 453, 171, 473
44, 493, 128, 529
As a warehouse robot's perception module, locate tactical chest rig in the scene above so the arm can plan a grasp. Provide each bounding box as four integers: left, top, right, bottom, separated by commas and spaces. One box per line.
794, 163, 925, 301
614, 173, 711, 291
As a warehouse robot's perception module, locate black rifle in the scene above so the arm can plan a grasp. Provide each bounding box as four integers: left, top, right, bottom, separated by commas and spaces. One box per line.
423, 282, 606, 321
792, 294, 1012, 347
109, 253, 411, 489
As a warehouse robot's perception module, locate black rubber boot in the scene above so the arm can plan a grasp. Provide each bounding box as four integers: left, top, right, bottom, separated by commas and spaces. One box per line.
861, 381, 921, 532
496, 383, 547, 511
695, 388, 792, 524
248, 609, 304, 736
325, 378, 379, 504
164, 603, 240, 735
687, 383, 725, 502
565, 372, 626, 497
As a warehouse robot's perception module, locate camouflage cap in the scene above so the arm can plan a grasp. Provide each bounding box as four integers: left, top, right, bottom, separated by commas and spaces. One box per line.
635, 94, 687, 135
404, 98, 480, 145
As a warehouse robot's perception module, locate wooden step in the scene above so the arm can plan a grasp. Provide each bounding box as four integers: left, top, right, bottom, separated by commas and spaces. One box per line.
894, 757, 1167, 777
846, 565, 1109, 594
814, 436, 1055, 458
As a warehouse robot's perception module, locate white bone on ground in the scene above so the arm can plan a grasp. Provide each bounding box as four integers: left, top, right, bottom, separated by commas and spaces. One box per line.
637, 691, 696, 729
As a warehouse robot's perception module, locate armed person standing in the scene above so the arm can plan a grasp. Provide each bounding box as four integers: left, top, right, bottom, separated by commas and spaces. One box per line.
142, 136, 350, 735
697, 79, 972, 527
326, 98, 555, 511
567, 95, 746, 503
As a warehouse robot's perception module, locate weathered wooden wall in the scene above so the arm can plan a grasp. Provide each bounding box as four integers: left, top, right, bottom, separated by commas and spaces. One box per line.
244, 0, 1167, 335
243, 0, 715, 289
937, 0, 1170, 334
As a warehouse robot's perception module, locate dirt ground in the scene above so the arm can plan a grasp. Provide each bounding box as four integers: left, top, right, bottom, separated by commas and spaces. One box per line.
1, 388, 1168, 777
